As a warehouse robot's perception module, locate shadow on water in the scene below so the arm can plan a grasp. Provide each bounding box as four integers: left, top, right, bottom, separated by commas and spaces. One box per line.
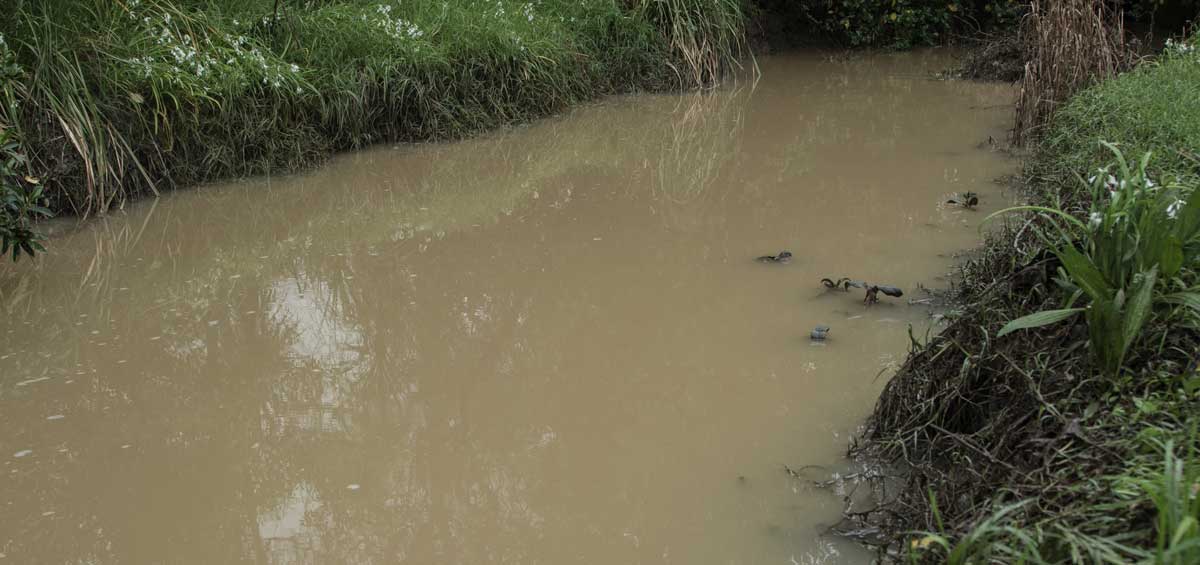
0, 50, 1016, 564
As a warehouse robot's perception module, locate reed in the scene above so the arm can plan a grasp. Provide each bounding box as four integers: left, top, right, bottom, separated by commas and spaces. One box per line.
634, 0, 746, 87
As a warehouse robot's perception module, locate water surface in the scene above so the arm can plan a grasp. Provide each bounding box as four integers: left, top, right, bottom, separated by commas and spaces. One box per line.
0, 50, 1013, 564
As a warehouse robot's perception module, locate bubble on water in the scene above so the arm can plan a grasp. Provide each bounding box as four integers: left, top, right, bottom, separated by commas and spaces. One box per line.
120, 444, 131, 449
149, 336, 161, 341
41, 511, 55, 516
207, 320, 219, 326
46, 415, 65, 420
347, 484, 361, 491
13, 450, 32, 458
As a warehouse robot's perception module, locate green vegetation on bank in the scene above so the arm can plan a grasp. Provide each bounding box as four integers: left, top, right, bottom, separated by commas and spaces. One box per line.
856, 32, 1200, 563
0, 0, 745, 258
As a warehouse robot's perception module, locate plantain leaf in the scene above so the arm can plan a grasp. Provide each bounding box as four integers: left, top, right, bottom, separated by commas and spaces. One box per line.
1058, 246, 1112, 301
1178, 195, 1200, 243
998, 308, 1084, 337
1122, 265, 1158, 352
1161, 235, 1184, 278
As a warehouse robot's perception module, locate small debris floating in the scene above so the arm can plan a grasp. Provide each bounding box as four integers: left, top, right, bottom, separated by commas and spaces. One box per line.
820, 278, 904, 305
863, 284, 904, 305
810, 325, 831, 341
755, 250, 793, 263
946, 191, 980, 209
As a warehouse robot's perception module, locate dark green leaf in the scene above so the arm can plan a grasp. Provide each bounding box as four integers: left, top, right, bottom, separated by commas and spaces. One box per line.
1122, 265, 1157, 353
1160, 236, 1183, 278
1058, 246, 1112, 301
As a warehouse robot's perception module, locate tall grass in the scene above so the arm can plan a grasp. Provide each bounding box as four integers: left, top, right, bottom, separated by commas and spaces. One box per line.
0, 0, 745, 252
1041, 33, 1200, 183
635, 0, 746, 87
1013, 0, 1134, 144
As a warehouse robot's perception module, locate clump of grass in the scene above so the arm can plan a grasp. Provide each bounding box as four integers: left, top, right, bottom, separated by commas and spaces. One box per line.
1040, 32, 1200, 183
0, 0, 745, 257
1013, 0, 1135, 144
634, 0, 746, 87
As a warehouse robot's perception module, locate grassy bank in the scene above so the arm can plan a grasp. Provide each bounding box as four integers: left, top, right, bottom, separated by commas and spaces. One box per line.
853, 32, 1200, 562
0, 0, 745, 257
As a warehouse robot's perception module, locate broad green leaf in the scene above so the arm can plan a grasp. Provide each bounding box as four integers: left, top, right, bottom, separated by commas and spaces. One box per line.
1122, 265, 1158, 352
1058, 246, 1112, 301
1178, 194, 1200, 243
1160, 235, 1184, 278
998, 308, 1084, 337
1088, 299, 1124, 374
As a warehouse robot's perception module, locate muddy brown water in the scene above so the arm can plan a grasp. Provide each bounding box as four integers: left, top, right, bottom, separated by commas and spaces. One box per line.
1, 51, 1013, 564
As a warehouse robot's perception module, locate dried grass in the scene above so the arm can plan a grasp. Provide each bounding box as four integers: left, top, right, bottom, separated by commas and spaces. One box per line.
1013, 0, 1136, 145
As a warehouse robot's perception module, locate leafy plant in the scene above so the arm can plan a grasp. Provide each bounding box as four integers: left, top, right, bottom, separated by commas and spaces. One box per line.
0, 127, 50, 261
1123, 438, 1200, 564
995, 143, 1200, 375
906, 496, 1039, 564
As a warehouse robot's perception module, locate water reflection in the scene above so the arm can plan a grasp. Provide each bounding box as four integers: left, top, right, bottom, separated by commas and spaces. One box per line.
0, 50, 1014, 564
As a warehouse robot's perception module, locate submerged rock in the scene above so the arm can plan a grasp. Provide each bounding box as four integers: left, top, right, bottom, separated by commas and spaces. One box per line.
810, 325, 831, 340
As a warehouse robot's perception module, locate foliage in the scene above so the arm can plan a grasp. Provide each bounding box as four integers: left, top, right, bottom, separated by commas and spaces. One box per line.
1041, 31, 1200, 181
0, 33, 49, 261
636, 0, 746, 86
1122, 438, 1200, 564
754, 0, 1024, 49
851, 30, 1200, 563
995, 144, 1200, 375
0, 0, 744, 261
904, 435, 1200, 564
0, 128, 50, 261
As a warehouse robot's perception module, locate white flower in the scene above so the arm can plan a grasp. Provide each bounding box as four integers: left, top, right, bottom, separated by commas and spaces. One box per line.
289, 63, 299, 73
1167, 199, 1185, 219
1089, 211, 1103, 229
